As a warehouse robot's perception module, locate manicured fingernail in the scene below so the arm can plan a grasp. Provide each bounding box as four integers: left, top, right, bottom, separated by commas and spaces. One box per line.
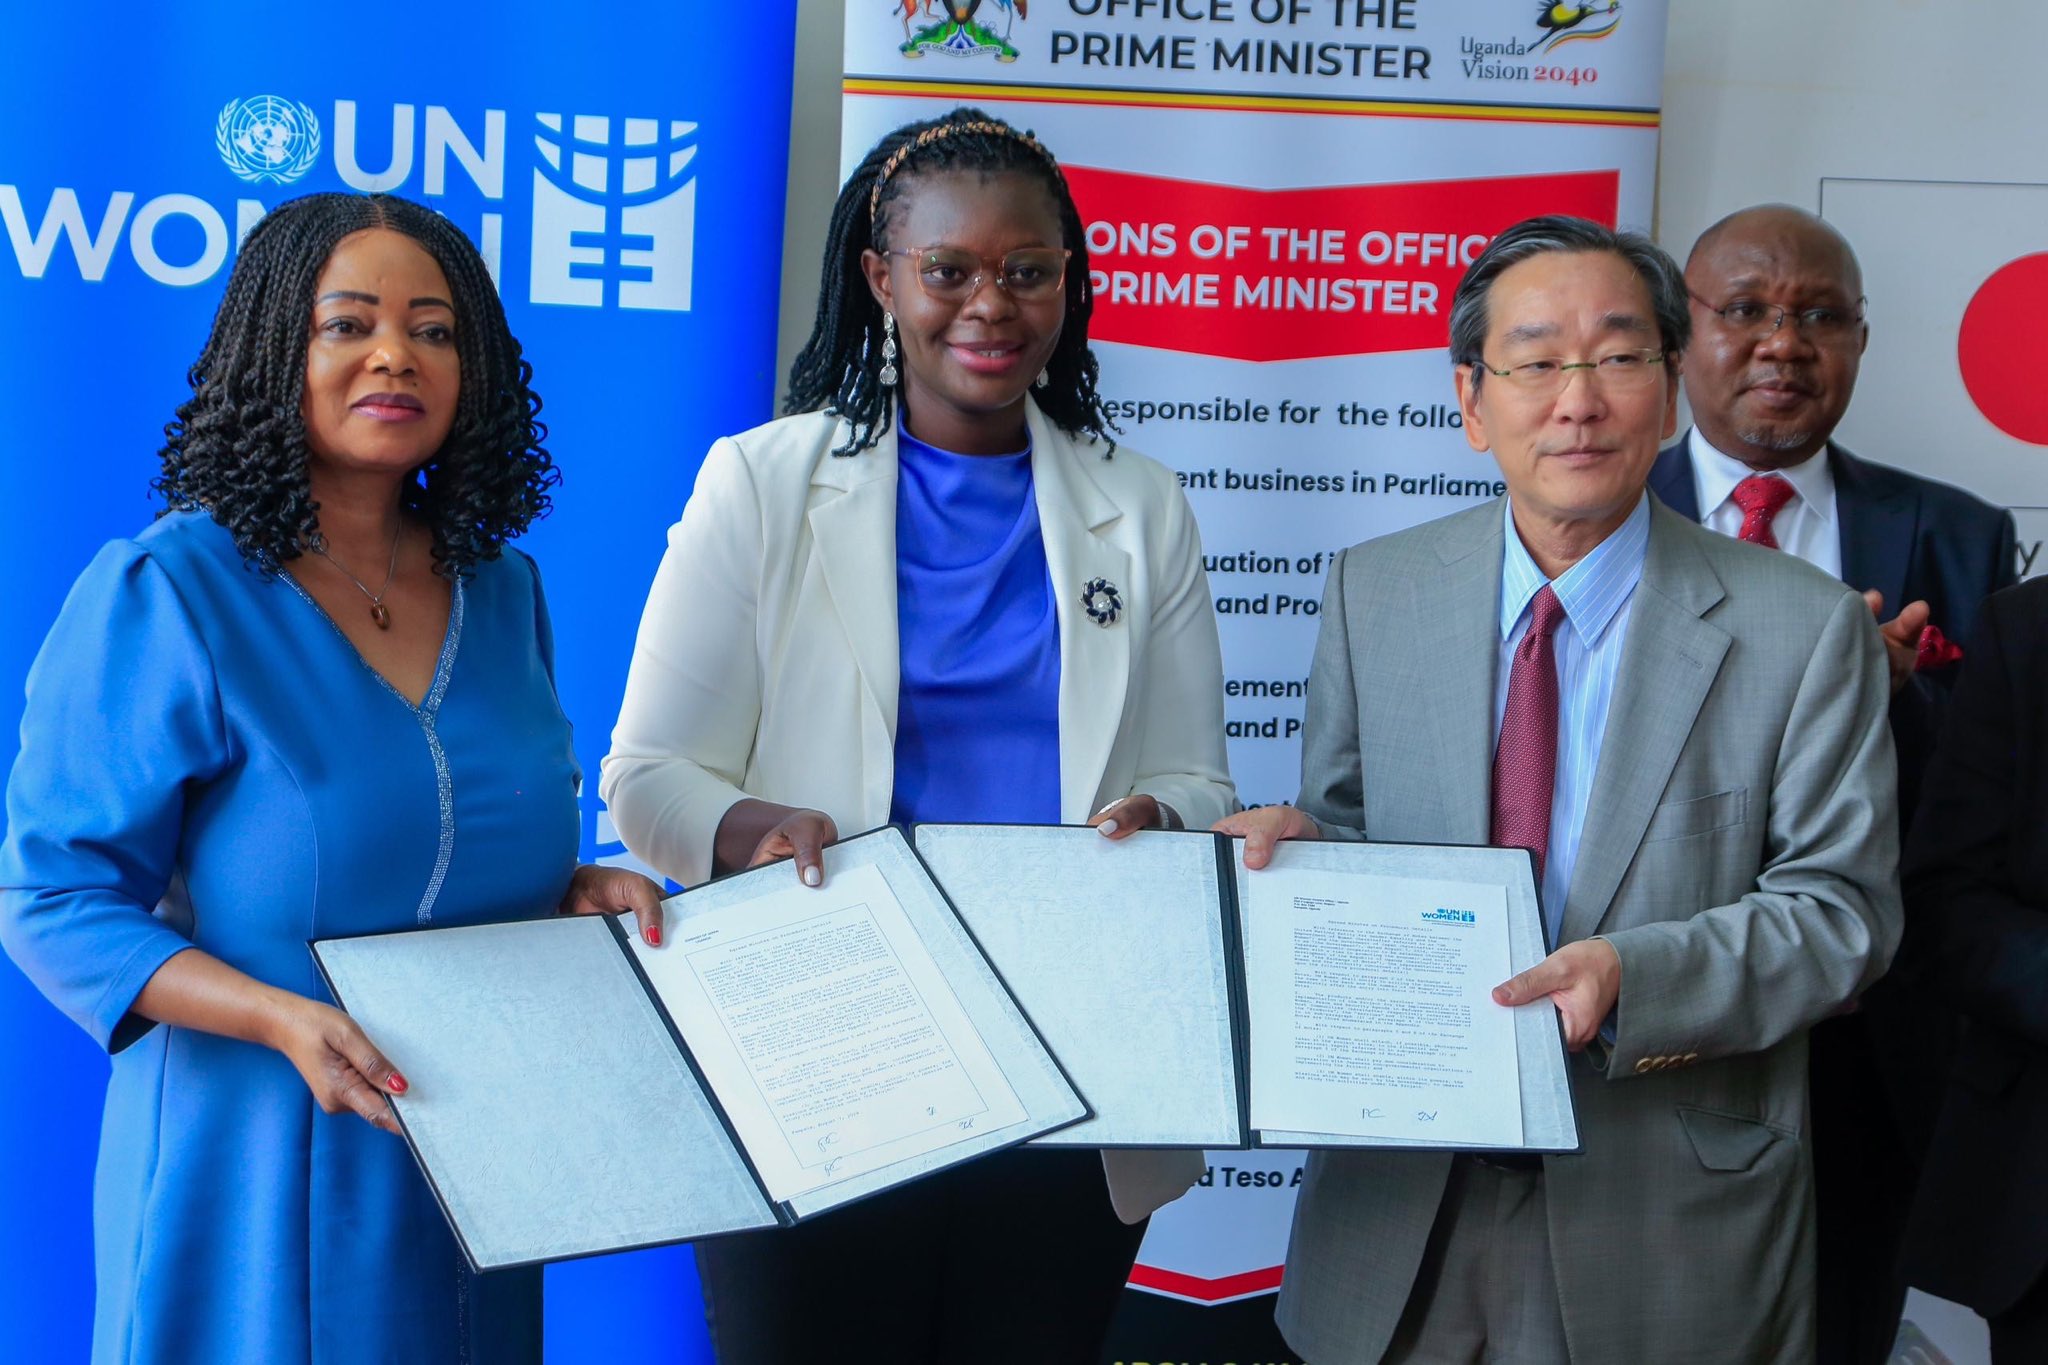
1097, 820, 1118, 837
803, 866, 821, 887
388, 1073, 408, 1094
646, 924, 662, 947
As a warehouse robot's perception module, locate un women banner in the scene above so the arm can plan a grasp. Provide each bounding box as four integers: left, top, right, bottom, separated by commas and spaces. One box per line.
0, 9, 791, 1362
843, 2, 1667, 1358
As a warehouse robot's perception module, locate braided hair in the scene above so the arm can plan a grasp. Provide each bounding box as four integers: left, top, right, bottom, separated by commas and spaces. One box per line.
784, 107, 1120, 456
154, 192, 555, 576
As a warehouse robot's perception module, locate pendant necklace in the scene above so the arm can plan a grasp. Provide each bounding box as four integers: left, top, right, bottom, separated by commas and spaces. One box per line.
315, 524, 402, 630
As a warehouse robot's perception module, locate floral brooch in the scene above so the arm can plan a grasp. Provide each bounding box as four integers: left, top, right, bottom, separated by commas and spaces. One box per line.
1082, 577, 1122, 627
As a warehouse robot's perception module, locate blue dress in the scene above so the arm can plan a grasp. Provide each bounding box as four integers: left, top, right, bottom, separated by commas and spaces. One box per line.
888, 429, 1062, 827
0, 510, 579, 1364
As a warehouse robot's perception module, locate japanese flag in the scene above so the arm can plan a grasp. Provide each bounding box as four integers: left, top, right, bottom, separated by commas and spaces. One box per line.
1821, 178, 2048, 498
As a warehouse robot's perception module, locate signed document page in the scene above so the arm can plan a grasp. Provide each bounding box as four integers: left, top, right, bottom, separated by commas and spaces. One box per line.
914, 824, 1243, 1147
1242, 859, 1524, 1147
315, 916, 777, 1270
633, 859, 1031, 1204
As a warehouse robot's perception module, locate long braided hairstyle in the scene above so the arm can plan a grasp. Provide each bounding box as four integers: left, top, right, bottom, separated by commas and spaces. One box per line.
784, 107, 1120, 456
154, 192, 555, 576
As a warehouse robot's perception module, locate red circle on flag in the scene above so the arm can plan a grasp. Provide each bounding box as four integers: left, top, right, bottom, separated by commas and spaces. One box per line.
1958, 253, 2048, 446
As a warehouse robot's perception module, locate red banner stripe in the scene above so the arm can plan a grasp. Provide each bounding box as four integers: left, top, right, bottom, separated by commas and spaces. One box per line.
1067, 166, 1621, 361
1126, 1262, 1287, 1303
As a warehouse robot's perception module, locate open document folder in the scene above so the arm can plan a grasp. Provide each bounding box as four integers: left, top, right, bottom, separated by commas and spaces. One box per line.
312, 827, 1087, 1272
912, 824, 1580, 1156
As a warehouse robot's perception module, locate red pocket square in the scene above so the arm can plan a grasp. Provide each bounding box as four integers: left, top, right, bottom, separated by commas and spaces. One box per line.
1915, 623, 1964, 671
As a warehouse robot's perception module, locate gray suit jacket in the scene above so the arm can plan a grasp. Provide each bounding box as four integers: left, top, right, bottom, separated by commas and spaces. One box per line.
1275, 498, 1902, 1365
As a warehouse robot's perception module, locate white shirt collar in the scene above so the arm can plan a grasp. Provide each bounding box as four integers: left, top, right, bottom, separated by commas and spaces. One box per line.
1688, 428, 1837, 526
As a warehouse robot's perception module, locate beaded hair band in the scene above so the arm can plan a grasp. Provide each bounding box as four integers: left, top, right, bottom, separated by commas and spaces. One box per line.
868, 121, 1062, 221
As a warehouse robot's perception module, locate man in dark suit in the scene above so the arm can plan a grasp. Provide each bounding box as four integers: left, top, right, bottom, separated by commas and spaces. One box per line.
1648, 204, 2017, 1365
1899, 577, 2048, 1362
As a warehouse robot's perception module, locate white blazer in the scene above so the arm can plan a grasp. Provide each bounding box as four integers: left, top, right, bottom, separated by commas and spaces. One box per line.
601, 398, 1235, 1220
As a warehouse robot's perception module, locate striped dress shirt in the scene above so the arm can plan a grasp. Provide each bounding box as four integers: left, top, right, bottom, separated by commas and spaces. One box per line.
1494, 493, 1651, 941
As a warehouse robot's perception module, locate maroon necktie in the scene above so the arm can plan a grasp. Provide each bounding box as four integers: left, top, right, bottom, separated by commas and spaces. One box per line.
1492, 585, 1567, 873
1731, 474, 1796, 549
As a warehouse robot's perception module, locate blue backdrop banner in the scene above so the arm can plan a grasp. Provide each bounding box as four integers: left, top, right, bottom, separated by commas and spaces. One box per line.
0, 8, 793, 1360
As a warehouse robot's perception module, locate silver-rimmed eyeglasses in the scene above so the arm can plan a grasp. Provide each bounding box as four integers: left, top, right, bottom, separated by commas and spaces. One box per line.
1688, 290, 1866, 344
1474, 347, 1669, 396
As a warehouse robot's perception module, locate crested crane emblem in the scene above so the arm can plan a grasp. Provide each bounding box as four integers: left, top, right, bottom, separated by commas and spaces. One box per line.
898, 0, 1025, 63
1534, 1, 1622, 51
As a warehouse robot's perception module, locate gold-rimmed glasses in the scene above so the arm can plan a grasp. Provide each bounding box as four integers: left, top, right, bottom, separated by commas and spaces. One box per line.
1474, 347, 1669, 396
885, 245, 1071, 303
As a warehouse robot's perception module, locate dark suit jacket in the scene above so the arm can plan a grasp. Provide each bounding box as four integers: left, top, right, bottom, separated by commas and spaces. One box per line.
1649, 436, 2017, 825
1899, 577, 2048, 1316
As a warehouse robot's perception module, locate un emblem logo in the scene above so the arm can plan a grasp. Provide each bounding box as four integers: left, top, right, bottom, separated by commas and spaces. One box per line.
215, 96, 323, 185
530, 115, 697, 311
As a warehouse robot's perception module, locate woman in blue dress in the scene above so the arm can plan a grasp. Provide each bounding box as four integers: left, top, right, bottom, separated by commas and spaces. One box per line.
0, 192, 662, 1365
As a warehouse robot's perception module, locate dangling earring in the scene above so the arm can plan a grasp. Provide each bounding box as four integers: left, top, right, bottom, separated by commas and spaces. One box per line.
879, 313, 899, 388
1033, 366, 1050, 389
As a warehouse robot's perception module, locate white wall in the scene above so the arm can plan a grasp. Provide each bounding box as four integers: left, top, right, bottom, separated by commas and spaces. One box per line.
778, 0, 851, 399
1657, 0, 2048, 254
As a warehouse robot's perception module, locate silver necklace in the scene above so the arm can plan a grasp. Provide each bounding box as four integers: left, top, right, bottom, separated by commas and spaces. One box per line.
314, 526, 402, 630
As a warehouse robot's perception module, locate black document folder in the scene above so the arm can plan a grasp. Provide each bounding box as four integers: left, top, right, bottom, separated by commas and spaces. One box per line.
911, 823, 1580, 1155
313, 826, 1087, 1272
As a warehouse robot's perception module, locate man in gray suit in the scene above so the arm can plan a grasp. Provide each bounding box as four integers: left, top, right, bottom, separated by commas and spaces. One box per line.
1219, 216, 1901, 1364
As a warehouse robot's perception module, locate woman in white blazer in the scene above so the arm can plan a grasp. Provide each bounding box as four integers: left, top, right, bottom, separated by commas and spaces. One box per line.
601, 109, 1234, 1364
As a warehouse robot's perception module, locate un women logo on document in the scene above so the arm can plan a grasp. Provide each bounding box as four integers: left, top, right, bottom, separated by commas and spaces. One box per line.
215, 95, 323, 185
529, 114, 697, 312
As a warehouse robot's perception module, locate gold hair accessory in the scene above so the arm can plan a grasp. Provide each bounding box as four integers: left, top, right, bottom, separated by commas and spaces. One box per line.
869, 121, 1059, 221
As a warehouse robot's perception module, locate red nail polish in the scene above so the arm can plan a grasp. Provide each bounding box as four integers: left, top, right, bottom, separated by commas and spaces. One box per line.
387, 1072, 408, 1094
647, 924, 663, 947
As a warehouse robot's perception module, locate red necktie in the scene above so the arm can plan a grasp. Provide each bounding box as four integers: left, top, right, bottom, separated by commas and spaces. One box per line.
1492, 584, 1567, 873
1731, 475, 1796, 549
1729, 473, 1967, 674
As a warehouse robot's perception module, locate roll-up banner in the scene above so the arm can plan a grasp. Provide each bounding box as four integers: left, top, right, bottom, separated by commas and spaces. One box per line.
0, 10, 789, 1362
843, 2, 1668, 1355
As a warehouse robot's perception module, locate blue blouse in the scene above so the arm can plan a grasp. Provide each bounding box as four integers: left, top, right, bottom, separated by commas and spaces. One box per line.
888, 430, 1062, 826
0, 511, 578, 1364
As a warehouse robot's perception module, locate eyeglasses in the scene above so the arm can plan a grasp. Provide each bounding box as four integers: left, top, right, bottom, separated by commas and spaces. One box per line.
1688, 290, 1866, 344
886, 246, 1071, 303
1474, 348, 1669, 396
